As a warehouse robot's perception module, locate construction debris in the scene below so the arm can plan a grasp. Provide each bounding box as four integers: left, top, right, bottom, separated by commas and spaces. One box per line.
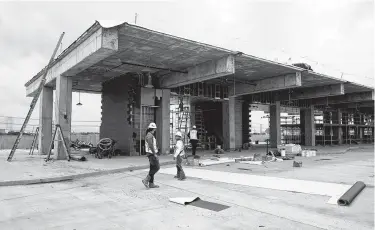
169, 196, 229, 212
70, 155, 87, 161
239, 161, 264, 165
238, 168, 252, 171
199, 157, 235, 166
301, 149, 317, 157
281, 155, 295, 160
234, 156, 254, 163
214, 147, 225, 154
278, 144, 302, 155
293, 161, 303, 167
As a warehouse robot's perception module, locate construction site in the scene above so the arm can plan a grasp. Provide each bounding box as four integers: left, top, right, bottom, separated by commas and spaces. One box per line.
1, 19, 374, 230
17, 20, 373, 160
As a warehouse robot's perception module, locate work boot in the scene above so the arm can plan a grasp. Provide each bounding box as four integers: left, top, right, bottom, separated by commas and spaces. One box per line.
174, 170, 180, 179
149, 182, 159, 188
178, 170, 186, 181
142, 175, 151, 189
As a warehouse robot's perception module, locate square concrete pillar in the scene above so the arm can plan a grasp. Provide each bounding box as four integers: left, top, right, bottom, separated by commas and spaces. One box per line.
270, 101, 281, 148
301, 105, 316, 146
222, 97, 242, 150
242, 102, 250, 144
38, 87, 53, 155
54, 75, 72, 160
337, 109, 343, 144
190, 104, 196, 127
155, 89, 170, 155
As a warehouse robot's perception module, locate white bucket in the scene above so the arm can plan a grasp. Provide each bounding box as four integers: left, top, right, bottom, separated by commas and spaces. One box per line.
281, 149, 286, 157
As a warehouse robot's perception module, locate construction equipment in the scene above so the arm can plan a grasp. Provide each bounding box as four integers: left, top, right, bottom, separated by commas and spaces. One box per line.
45, 124, 71, 162
29, 127, 39, 156
195, 108, 206, 143
94, 138, 118, 159
7, 32, 65, 162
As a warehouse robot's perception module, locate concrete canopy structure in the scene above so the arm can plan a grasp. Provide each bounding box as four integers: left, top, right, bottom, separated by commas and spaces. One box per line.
25, 20, 374, 158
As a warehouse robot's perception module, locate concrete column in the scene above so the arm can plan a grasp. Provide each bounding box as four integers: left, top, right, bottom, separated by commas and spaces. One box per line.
337, 109, 343, 144
270, 101, 281, 148
300, 109, 306, 146
242, 102, 250, 144
222, 100, 230, 150
235, 99, 243, 148
155, 89, 170, 155
190, 104, 196, 127
38, 87, 53, 155
54, 75, 72, 160
301, 105, 316, 146
222, 98, 242, 150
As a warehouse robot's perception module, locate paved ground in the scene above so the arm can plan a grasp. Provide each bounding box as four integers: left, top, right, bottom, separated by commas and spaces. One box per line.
0, 146, 373, 230
0, 144, 369, 183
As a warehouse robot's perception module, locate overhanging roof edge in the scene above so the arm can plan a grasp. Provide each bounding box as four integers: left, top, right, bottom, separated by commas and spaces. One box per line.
24, 20, 373, 93
24, 21, 103, 87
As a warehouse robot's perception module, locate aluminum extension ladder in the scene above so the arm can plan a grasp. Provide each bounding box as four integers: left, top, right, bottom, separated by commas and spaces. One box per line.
7, 33, 65, 161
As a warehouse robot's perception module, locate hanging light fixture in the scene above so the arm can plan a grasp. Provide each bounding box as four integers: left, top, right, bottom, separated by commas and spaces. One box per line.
77, 91, 83, 106
144, 72, 154, 88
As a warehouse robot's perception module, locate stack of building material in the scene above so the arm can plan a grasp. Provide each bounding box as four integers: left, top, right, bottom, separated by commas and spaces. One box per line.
301, 149, 317, 157
277, 144, 302, 155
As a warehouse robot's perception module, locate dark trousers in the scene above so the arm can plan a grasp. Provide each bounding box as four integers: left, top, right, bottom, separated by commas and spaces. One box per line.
176, 155, 185, 178
190, 140, 198, 155
148, 155, 160, 183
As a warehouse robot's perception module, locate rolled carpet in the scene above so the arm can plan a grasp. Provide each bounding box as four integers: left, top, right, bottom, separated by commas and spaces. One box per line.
338, 181, 366, 206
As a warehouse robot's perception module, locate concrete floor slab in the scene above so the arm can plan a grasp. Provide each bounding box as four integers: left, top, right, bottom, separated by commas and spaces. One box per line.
0, 172, 326, 230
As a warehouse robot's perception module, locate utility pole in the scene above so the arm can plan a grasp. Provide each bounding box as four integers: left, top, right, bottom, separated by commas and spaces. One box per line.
135, 13, 138, 25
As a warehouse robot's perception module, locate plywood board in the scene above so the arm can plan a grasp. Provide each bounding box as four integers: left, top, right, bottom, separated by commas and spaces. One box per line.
199, 158, 235, 166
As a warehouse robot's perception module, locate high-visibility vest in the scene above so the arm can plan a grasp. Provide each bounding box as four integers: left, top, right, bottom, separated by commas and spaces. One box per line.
190, 130, 198, 140
174, 140, 185, 157
145, 135, 158, 154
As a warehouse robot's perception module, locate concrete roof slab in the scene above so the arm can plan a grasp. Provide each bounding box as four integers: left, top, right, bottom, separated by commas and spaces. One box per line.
25, 20, 374, 97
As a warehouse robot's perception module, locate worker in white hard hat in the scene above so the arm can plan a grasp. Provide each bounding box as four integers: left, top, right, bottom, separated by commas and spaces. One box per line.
142, 122, 160, 189
173, 131, 186, 180
187, 125, 199, 156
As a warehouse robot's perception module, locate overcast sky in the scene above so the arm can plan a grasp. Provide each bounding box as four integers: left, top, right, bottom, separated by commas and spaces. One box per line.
0, 0, 373, 132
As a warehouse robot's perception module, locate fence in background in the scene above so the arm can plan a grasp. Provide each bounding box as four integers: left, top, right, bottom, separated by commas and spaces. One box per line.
0, 116, 100, 133
0, 133, 100, 150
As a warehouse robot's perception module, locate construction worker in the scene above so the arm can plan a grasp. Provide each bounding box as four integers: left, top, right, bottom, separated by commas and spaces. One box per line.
142, 122, 160, 189
174, 131, 186, 180
187, 125, 199, 156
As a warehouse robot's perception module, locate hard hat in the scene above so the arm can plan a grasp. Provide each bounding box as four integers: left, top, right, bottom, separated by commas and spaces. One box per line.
148, 122, 157, 129
192, 125, 196, 129
175, 131, 182, 137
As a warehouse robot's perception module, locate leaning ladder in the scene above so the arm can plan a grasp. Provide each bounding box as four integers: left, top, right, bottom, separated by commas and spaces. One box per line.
7, 33, 65, 162
45, 124, 71, 162
29, 127, 39, 156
